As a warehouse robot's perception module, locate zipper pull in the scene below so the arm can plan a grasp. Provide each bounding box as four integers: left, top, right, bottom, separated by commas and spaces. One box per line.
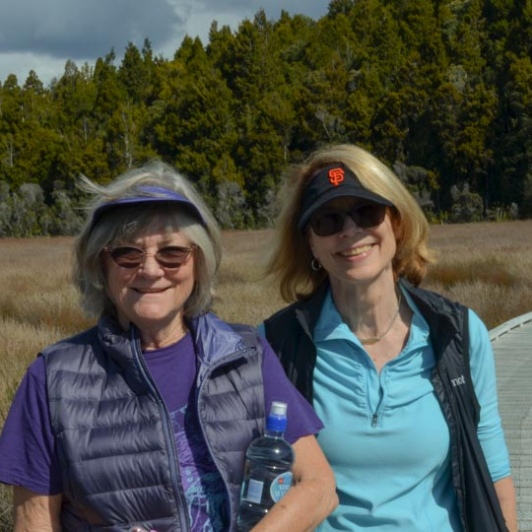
372, 413, 378, 427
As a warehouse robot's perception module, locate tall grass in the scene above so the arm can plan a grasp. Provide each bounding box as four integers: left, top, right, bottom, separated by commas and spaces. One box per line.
423, 221, 532, 329
1, 221, 532, 529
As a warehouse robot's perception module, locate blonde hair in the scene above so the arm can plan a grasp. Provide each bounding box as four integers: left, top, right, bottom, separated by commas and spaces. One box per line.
265, 144, 435, 302
73, 160, 222, 318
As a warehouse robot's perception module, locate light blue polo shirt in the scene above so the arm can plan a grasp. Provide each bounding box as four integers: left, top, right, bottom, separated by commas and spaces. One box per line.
311, 288, 510, 530
258, 287, 511, 530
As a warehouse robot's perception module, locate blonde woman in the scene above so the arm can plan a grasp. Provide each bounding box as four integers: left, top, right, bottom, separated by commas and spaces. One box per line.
261, 144, 517, 531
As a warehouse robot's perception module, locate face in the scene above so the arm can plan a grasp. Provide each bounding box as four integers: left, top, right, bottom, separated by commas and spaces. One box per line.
103, 220, 196, 341
308, 197, 397, 290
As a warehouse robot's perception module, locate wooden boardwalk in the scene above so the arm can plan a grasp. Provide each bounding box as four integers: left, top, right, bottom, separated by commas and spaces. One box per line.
490, 312, 532, 530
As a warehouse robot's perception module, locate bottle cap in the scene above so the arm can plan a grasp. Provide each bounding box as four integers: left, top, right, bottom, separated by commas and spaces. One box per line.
270, 401, 288, 416
267, 401, 288, 431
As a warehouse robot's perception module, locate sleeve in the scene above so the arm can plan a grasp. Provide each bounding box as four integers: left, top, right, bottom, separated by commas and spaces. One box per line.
0, 356, 62, 494
468, 309, 512, 482
259, 337, 323, 445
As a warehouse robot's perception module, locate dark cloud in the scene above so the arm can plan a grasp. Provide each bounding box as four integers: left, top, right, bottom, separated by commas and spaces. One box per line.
0, 0, 181, 58
198, 0, 328, 19
0, 0, 329, 84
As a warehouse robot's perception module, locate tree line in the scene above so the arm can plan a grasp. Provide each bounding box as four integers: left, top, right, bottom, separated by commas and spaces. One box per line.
1, 0, 531, 237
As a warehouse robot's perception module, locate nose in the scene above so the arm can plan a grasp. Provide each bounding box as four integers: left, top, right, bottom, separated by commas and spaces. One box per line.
339, 213, 363, 234
137, 252, 163, 275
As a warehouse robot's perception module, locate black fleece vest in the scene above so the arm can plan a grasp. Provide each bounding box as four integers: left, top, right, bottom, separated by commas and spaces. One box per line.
264, 280, 507, 532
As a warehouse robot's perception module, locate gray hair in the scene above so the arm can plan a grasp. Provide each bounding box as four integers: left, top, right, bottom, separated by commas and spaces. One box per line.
73, 160, 222, 318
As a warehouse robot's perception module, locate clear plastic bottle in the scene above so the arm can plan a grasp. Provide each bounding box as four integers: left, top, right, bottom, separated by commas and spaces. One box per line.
237, 401, 295, 531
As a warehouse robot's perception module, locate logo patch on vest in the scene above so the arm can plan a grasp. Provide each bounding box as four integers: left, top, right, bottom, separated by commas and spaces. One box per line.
451, 375, 466, 387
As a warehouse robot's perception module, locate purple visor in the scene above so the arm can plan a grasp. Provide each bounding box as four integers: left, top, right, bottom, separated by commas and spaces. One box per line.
91, 186, 206, 227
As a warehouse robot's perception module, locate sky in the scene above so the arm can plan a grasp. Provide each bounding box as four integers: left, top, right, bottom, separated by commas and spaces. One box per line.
0, 0, 330, 87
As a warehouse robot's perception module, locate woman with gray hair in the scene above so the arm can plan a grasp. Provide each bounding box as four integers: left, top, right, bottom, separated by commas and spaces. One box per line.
0, 161, 338, 531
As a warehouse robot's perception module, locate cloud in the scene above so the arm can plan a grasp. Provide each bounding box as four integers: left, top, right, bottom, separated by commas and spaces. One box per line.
0, 0, 329, 85
0, 0, 180, 58
190, 0, 328, 19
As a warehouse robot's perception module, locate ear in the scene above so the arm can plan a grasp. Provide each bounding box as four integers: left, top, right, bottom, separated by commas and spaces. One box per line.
389, 207, 402, 240
306, 228, 316, 254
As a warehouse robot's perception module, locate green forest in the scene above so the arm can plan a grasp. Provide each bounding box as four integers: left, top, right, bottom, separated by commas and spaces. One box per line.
1, 0, 531, 237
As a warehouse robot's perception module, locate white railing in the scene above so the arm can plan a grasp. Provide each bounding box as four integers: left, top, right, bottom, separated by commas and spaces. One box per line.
489, 311, 532, 342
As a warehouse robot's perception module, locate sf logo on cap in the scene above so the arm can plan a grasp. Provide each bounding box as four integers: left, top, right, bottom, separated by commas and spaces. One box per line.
328, 167, 344, 187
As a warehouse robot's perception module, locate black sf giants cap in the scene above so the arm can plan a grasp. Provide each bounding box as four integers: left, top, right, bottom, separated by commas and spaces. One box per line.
297, 163, 393, 229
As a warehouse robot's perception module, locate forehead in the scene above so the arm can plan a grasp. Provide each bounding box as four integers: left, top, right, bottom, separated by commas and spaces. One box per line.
129, 221, 189, 244
108, 209, 188, 243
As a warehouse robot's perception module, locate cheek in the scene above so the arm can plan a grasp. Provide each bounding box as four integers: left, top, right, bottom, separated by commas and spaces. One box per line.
104, 268, 129, 303
308, 234, 336, 266
105, 275, 121, 303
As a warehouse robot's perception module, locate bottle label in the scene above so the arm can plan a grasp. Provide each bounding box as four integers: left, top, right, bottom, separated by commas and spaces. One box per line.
242, 478, 265, 504
270, 471, 293, 502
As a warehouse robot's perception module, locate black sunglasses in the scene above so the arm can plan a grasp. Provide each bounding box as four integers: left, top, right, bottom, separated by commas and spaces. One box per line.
309, 203, 387, 237
105, 245, 195, 269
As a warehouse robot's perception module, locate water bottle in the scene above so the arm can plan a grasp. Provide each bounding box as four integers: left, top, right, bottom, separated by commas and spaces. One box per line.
237, 401, 295, 531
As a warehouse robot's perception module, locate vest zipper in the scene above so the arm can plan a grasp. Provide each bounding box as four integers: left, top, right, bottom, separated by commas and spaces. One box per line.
131, 330, 190, 531
196, 348, 255, 529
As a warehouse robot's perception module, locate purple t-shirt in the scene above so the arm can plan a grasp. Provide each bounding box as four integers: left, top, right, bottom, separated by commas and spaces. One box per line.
0, 333, 322, 530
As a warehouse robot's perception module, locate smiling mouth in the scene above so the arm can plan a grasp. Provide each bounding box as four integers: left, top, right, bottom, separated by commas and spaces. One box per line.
339, 244, 373, 257
132, 287, 167, 294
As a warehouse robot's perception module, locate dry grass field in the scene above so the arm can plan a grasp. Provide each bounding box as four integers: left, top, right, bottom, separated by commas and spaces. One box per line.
1, 220, 532, 528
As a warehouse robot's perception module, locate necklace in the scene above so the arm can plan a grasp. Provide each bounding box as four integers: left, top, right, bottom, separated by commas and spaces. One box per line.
359, 292, 402, 346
